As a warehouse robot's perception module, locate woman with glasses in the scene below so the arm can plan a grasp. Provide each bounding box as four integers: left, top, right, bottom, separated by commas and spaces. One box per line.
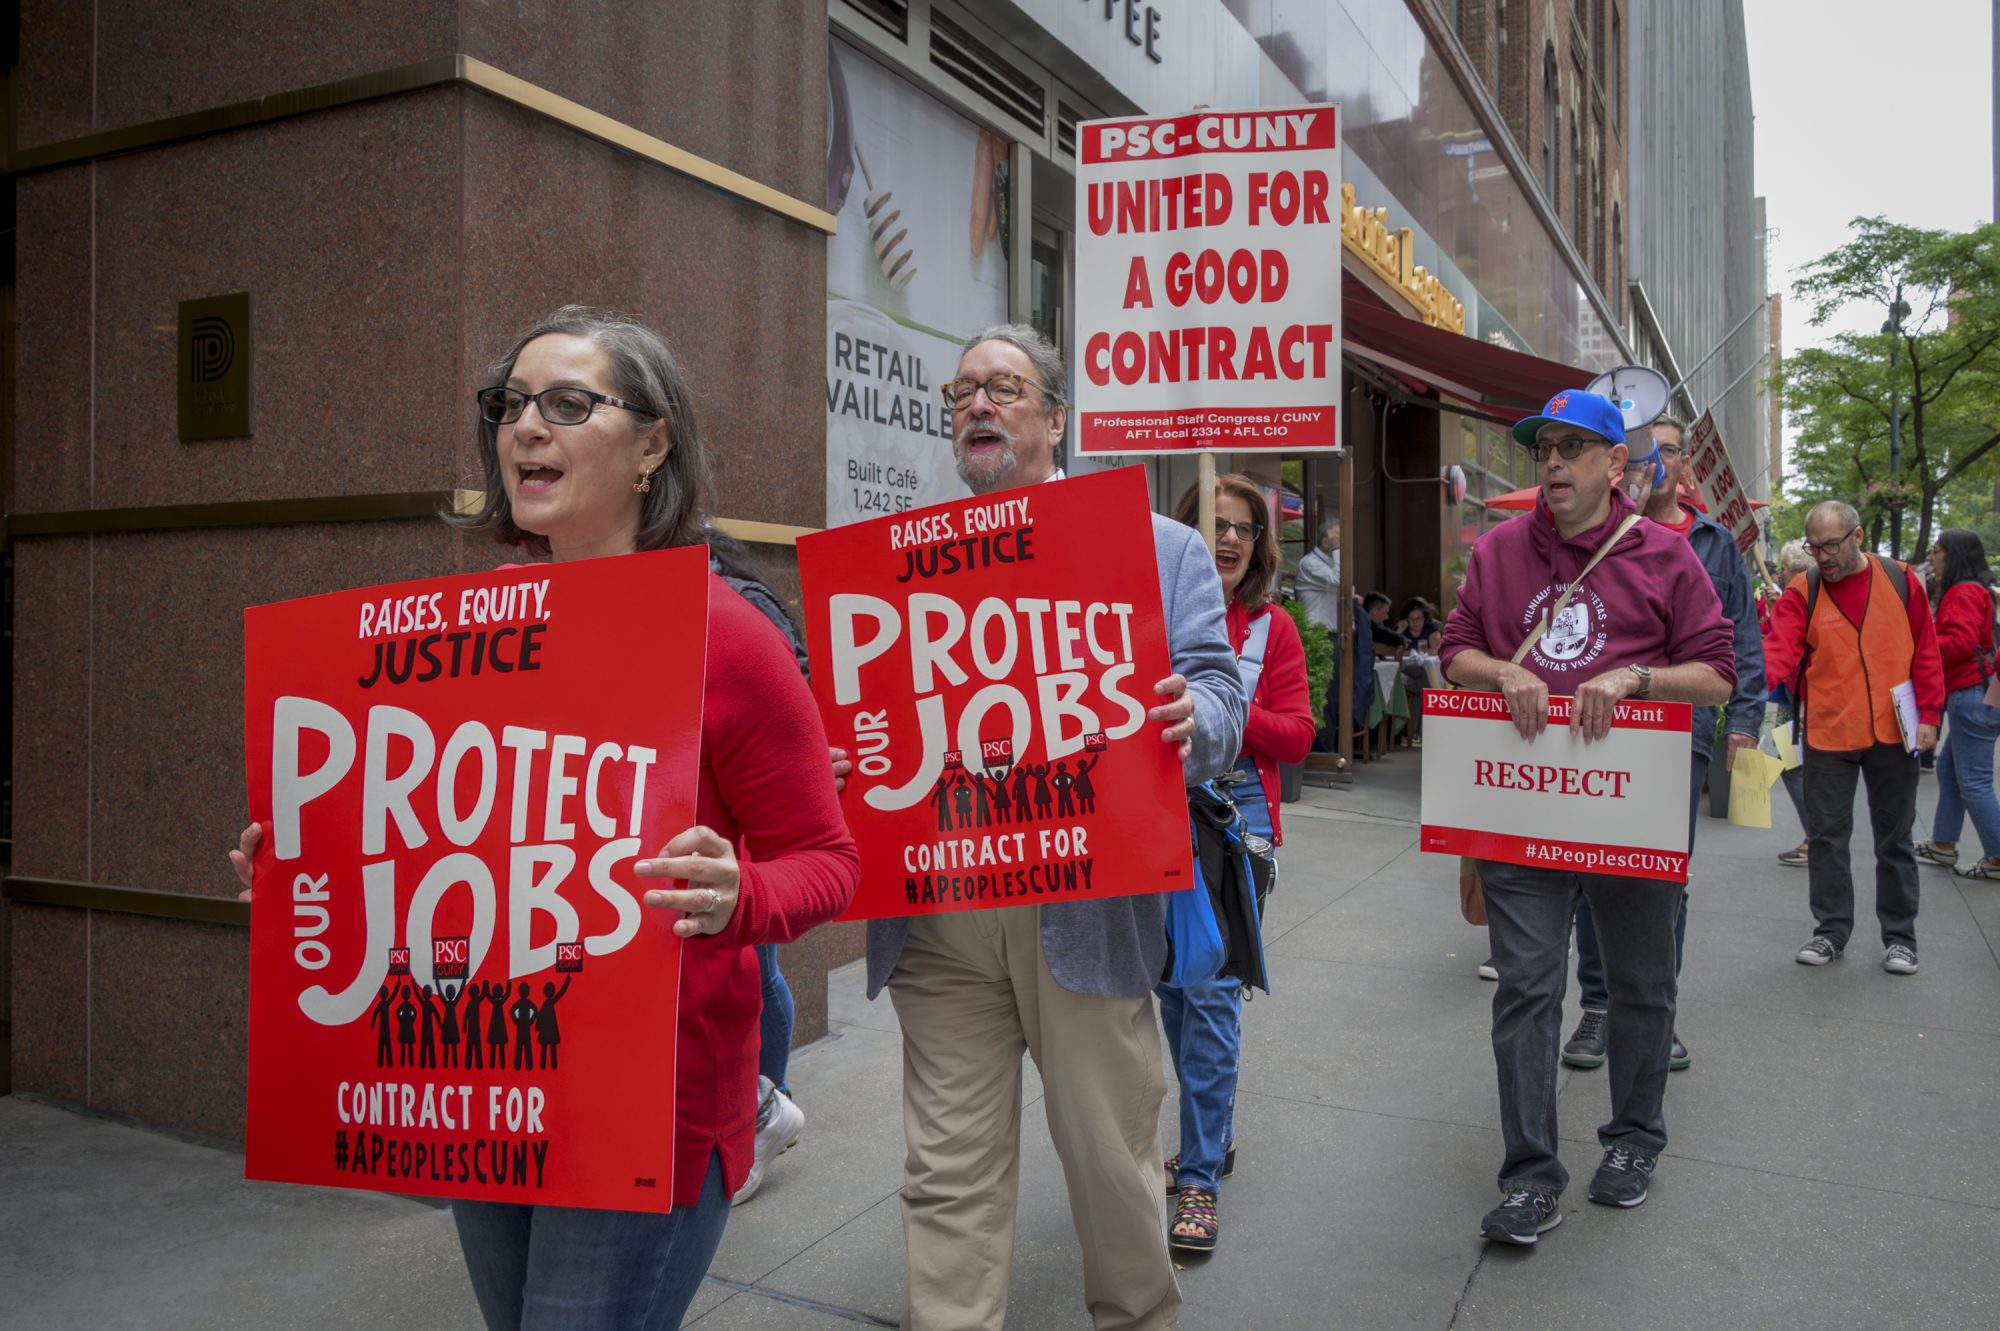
1916, 530, 2000, 878
1152, 473, 1316, 1253
1398, 597, 1443, 744
230, 307, 860, 1330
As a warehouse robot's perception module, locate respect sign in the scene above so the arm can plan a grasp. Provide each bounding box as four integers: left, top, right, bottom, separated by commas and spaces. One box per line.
1075, 105, 1341, 454
798, 466, 1196, 918
1418, 690, 1695, 883
242, 547, 709, 1212
1685, 410, 1758, 554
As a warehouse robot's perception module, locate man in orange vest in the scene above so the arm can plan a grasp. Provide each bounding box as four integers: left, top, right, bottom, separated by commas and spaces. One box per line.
1764, 501, 1944, 975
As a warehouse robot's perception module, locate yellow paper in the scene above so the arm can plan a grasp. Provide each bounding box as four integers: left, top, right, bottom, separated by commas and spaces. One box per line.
1772, 725, 1802, 771
1727, 750, 1784, 828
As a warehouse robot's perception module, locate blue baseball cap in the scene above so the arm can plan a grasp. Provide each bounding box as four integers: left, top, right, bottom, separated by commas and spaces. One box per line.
1510, 389, 1626, 449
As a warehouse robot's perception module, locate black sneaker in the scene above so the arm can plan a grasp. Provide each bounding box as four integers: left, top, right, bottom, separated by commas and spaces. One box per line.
1883, 944, 1920, 975
1587, 1145, 1658, 1208
1480, 1188, 1563, 1245
1668, 1032, 1690, 1072
1560, 1010, 1608, 1069
1795, 936, 1842, 966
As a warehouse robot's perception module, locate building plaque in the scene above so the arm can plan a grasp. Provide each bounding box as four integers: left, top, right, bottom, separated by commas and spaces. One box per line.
177, 292, 253, 440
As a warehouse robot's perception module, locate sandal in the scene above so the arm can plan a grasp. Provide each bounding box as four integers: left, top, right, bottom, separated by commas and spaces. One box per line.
1955, 858, 2000, 880
1777, 843, 1809, 868
1164, 1141, 1236, 1194
1915, 841, 1960, 867
1169, 1187, 1219, 1252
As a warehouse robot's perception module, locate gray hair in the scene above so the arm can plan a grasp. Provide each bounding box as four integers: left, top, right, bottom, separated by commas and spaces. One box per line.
1652, 413, 1687, 438
964, 322, 1068, 409
1808, 499, 1861, 533
1776, 537, 1812, 581
449, 306, 714, 558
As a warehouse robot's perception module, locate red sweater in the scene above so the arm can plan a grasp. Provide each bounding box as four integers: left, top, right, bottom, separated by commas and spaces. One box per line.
1226, 601, 1316, 844
1935, 581, 1996, 693
671, 577, 860, 1205
1763, 563, 1946, 726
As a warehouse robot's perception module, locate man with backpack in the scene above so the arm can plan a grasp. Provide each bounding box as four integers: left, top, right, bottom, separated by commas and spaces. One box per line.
1763, 500, 1944, 975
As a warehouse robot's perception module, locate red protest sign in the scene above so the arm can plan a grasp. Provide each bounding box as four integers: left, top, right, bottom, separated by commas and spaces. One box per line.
242, 547, 709, 1212
1075, 105, 1342, 454
799, 466, 1195, 919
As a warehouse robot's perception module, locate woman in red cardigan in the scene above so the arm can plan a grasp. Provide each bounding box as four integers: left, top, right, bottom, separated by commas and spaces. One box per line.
1154, 473, 1316, 1254
231, 308, 859, 1330
1916, 529, 2000, 879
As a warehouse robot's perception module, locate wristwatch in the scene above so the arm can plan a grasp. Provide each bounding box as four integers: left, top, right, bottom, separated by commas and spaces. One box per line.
1627, 664, 1654, 698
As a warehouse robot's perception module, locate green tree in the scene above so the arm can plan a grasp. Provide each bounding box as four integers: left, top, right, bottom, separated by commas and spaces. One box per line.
1779, 217, 2000, 560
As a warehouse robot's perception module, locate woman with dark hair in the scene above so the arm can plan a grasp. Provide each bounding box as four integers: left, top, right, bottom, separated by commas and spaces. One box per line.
1398, 597, 1442, 744
1916, 529, 2000, 878
1156, 473, 1315, 1253
232, 307, 859, 1329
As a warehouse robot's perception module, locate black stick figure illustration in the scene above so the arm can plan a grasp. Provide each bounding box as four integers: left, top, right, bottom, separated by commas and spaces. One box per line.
952, 775, 974, 827
1032, 764, 1054, 819
534, 975, 573, 1070
486, 980, 510, 1067
509, 984, 539, 1071
972, 769, 992, 828
394, 983, 418, 1068
1011, 765, 1033, 821
367, 984, 396, 1069
1052, 761, 1076, 819
929, 773, 955, 831
438, 981, 463, 1070
416, 984, 441, 1070
460, 980, 485, 1072
988, 767, 1013, 825
1074, 755, 1101, 816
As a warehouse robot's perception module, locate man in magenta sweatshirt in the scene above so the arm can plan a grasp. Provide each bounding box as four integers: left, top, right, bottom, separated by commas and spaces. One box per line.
1439, 389, 1736, 1246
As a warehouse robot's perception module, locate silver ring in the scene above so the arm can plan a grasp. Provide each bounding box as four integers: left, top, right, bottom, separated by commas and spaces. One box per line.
700, 887, 722, 914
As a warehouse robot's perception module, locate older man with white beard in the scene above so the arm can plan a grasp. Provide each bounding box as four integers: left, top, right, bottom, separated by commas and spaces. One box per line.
853, 324, 1244, 1331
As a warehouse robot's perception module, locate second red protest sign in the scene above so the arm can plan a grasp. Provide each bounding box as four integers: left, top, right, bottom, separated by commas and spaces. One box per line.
242, 547, 709, 1212
799, 466, 1196, 919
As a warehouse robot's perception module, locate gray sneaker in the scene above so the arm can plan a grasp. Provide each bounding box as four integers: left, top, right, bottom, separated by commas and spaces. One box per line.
1480, 1188, 1563, 1245
1796, 936, 1842, 966
1883, 944, 1920, 975
1587, 1145, 1658, 1208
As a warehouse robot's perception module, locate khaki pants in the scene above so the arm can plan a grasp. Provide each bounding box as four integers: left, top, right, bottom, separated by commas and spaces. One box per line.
888, 906, 1180, 1331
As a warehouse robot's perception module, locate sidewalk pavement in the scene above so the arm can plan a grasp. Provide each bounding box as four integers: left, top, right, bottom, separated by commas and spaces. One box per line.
6, 755, 1999, 1329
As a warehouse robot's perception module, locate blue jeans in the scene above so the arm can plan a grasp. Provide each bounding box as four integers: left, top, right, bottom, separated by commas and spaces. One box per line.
1934, 686, 2000, 859
757, 943, 794, 1096
1575, 754, 1704, 1010
1156, 973, 1242, 1190
453, 1152, 730, 1330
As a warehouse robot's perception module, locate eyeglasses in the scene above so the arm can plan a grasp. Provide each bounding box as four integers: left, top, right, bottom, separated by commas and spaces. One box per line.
1214, 519, 1265, 543
1653, 443, 1686, 458
477, 385, 654, 427
941, 373, 1049, 410
1806, 527, 1860, 557
1526, 434, 1608, 461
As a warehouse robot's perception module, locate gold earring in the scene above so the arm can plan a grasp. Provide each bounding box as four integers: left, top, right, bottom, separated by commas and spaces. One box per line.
634, 468, 656, 494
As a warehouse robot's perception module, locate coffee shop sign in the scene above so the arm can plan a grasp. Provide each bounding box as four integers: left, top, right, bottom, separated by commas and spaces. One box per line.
1340, 182, 1466, 335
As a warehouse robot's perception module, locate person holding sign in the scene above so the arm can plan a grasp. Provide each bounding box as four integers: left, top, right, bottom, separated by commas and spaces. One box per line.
1559, 415, 1767, 1076
1763, 500, 1942, 976
1155, 474, 1315, 1253
861, 324, 1244, 1331
1438, 389, 1735, 1244
233, 309, 860, 1330
1914, 531, 2000, 880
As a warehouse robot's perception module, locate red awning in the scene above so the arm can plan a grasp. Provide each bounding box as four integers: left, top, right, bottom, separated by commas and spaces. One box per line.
1341, 277, 1589, 419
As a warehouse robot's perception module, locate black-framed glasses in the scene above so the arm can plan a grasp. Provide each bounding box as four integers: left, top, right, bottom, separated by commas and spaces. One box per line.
1806, 527, 1860, 558
1214, 519, 1264, 542
1654, 443, 1686, 458
1526, 434, 1609, 462
477, 385, 654, 427
941, 373, 1048, 410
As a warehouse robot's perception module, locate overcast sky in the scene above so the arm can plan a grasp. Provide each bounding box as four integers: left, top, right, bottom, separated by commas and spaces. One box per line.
1744, 0, 1993, 346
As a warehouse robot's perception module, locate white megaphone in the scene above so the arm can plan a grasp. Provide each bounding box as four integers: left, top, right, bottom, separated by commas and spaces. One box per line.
1587, 365, 1672, 492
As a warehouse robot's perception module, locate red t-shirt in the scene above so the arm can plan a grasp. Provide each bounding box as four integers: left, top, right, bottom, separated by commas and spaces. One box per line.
1224, 601, 1316, 844
1653, 503, 1696, 539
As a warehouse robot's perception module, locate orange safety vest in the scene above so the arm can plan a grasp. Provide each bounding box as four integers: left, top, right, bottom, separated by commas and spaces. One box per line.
1796, 556, 1916, 751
